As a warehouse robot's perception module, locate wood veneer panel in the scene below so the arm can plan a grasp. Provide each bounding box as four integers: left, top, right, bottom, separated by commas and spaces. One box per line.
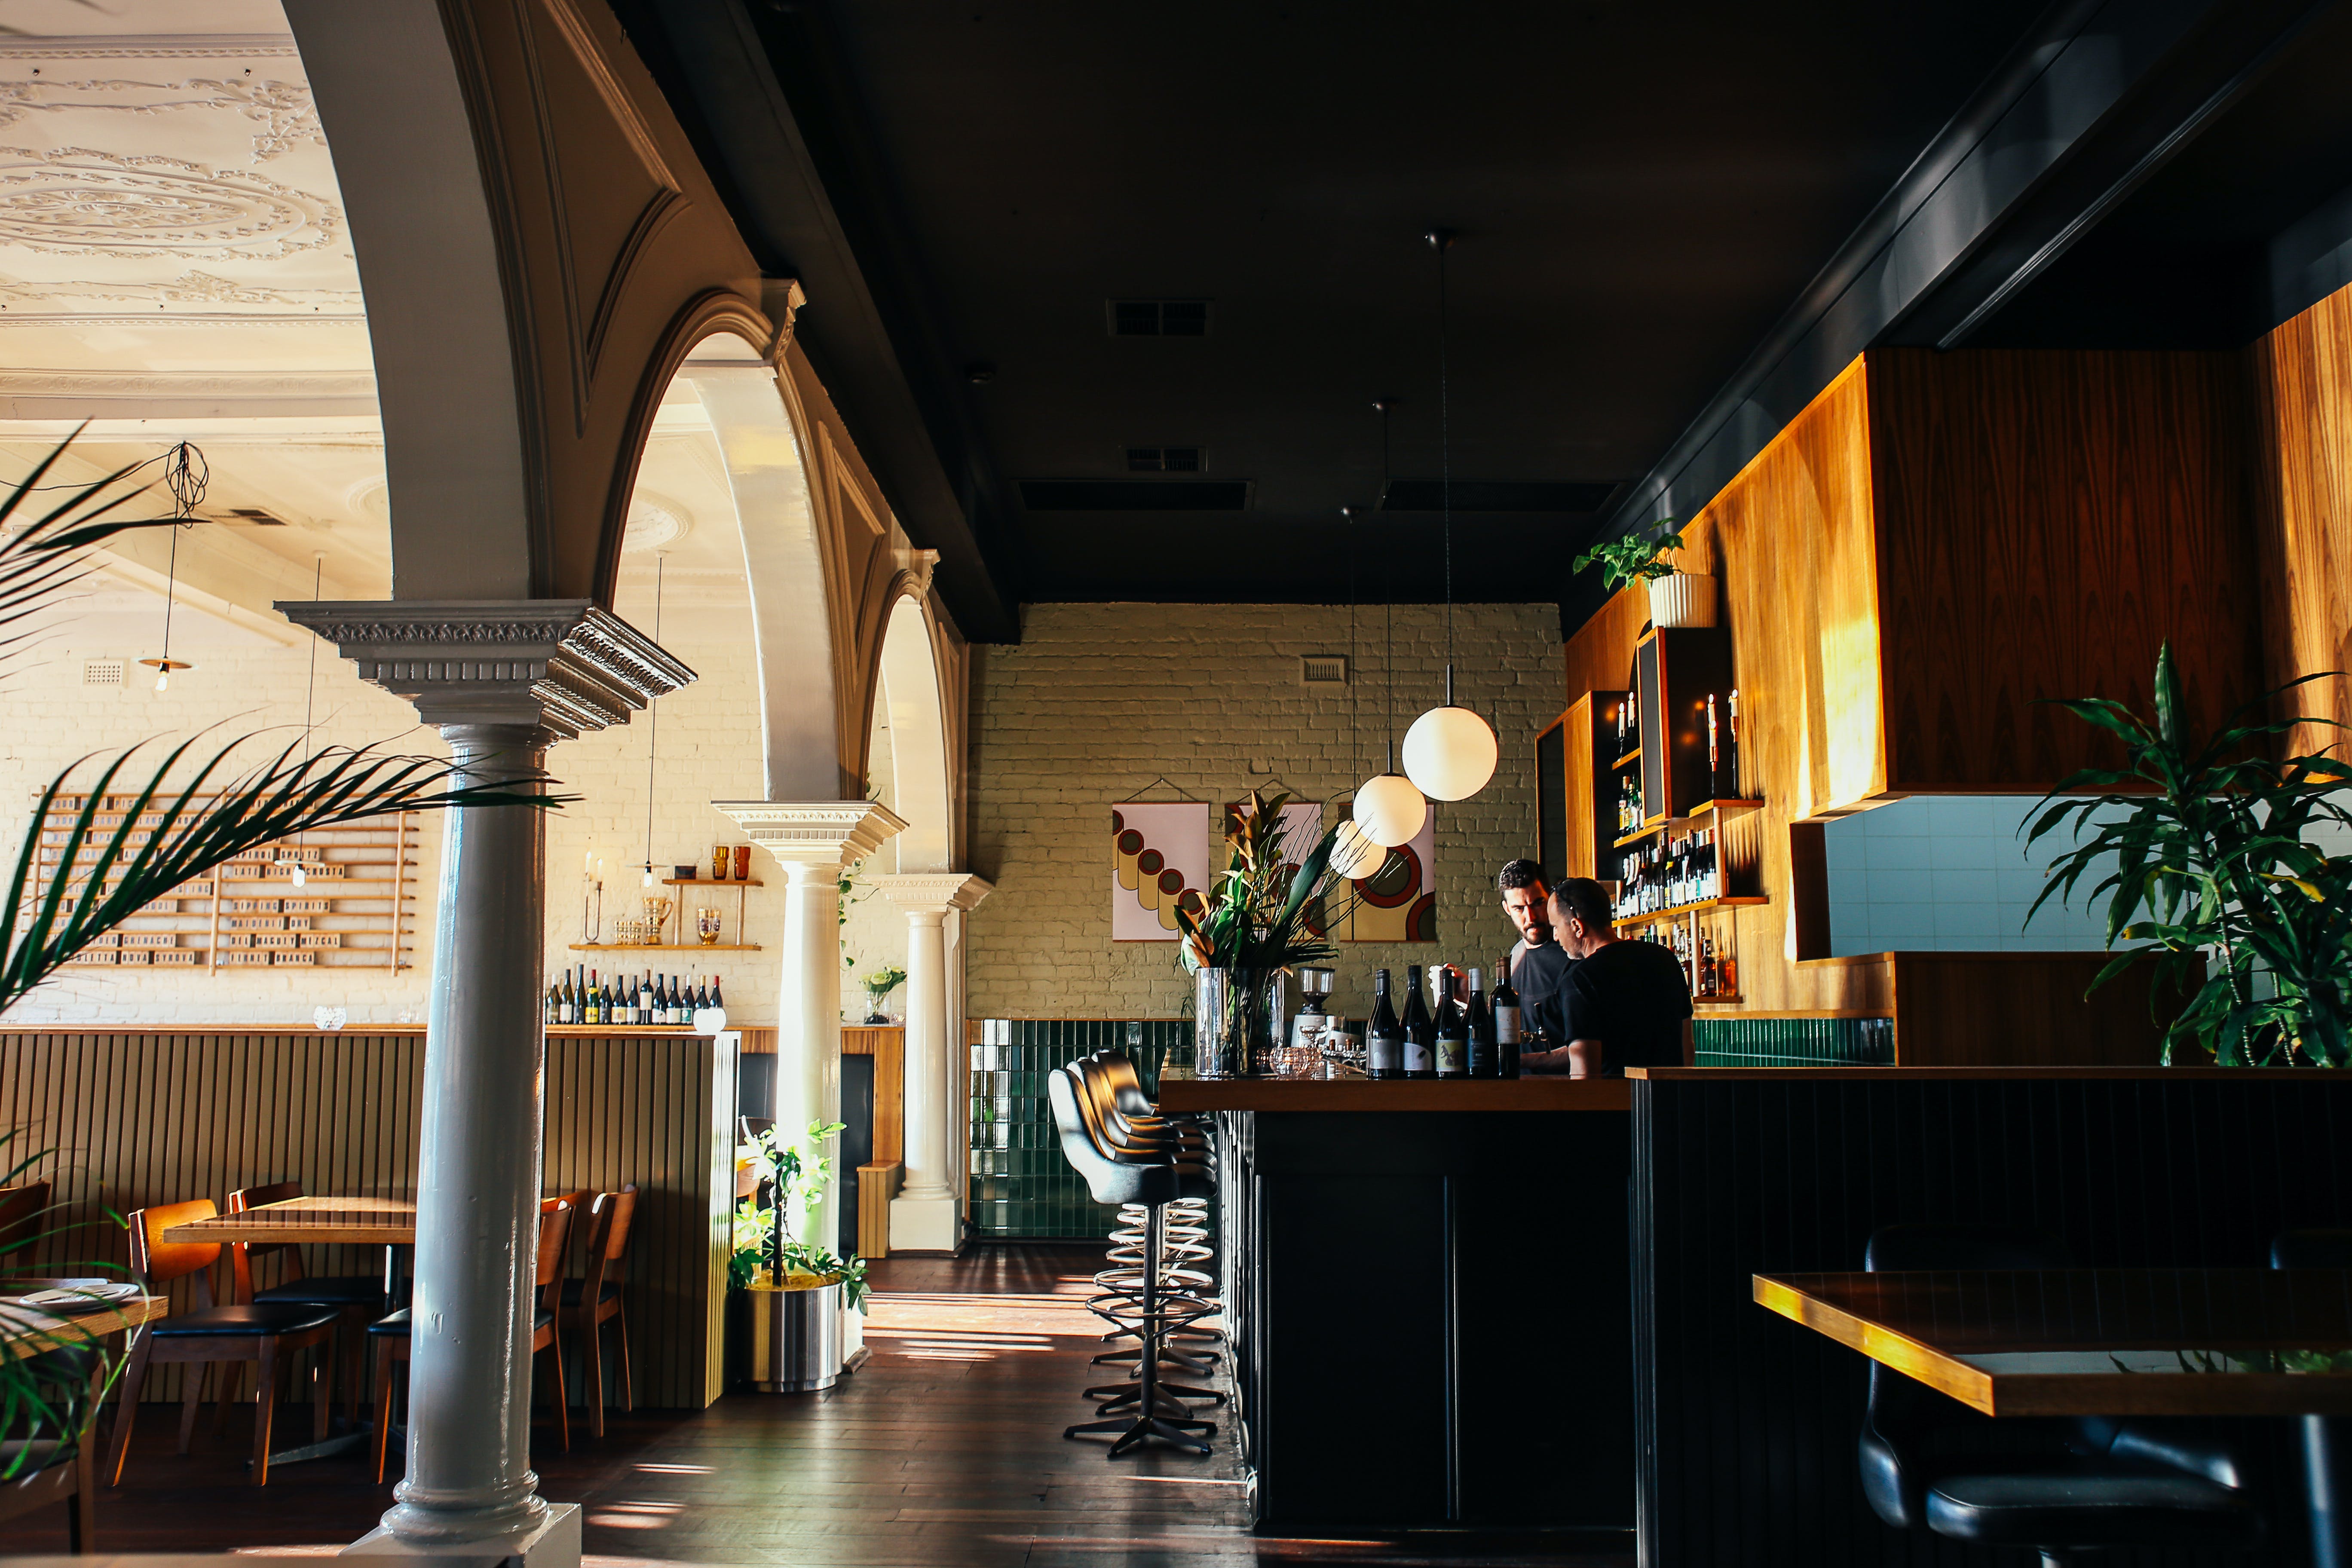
1867, 348, 2263, 788
1883, 952, 2174, 1067
2252, 279, 2352, 758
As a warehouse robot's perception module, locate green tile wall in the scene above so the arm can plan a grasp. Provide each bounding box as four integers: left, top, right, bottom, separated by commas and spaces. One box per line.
969, 1019, 1195, 1239
1693, 1015, 1894, 1067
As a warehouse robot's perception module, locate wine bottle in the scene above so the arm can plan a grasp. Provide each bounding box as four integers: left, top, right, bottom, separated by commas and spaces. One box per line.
1466, 968, 1495, 1078
1725, 687, 1741, 798
1492, 954, 1522, 1078
1402, 964, 1434, 1080
581, 971, 598, 1026
1699, 934, 1718, 998
697, 977, 713, 1013
669, 975, 683, 1025
1367, 969, 1403, 1079
1707, 692, 1721, 800
711, 974, 725, 1012
1434, 965, 1467, 1079
661, 974, 677, 1026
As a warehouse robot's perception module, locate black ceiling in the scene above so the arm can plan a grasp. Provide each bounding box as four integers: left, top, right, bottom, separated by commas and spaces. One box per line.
612, 0, 2352, 639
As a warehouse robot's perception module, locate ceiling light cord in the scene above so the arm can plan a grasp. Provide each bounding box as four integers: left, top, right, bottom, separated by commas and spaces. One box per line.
1436, 233, 1454, 685
643, 553, 665, 888
1380, 401, 1396, 773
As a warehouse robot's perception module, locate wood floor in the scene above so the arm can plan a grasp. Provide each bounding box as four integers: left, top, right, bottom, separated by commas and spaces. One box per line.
12, 1245, 1628, 1567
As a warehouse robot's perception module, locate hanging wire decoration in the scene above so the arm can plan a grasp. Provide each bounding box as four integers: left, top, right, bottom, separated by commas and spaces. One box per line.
138, 442, 206, 694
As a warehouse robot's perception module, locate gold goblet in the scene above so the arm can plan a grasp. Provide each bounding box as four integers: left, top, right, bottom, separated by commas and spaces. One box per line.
696, 907, 723, 946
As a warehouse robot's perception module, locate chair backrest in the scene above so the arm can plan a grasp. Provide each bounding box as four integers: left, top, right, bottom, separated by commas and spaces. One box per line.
534, 1200, 573, 1309
1085, 1051, 1156, 1116
577, 1186, 640, 1305
2272, 1228, 2352, 1269
128, 1200, 221, 1302
225, 1179, 306, 1301
1857, 1223, 2074, 1531
1047, 1067, 1165, 1209
0, 1180, 52, 1260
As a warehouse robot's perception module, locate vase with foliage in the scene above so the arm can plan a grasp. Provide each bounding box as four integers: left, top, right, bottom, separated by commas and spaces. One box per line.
2028, 642, 2352, 1066
1571, 519, 1714, 628
1174, 790, 1360, 1077
859, 965, 906, 1024
0, 435, 562, 1466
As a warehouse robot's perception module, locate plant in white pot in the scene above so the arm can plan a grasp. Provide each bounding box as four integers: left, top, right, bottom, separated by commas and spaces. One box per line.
1572, 519, 1715, 628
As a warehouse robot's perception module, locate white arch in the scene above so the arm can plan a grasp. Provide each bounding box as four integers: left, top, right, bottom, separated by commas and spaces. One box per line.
875, 594, 952, 873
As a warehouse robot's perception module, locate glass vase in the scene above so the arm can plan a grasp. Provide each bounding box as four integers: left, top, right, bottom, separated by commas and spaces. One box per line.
1194, 966, 1277, 1079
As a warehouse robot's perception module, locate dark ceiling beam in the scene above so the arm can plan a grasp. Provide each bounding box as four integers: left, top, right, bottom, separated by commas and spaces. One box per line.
1565, 0, 2311, 637
609, 0, 1023, 643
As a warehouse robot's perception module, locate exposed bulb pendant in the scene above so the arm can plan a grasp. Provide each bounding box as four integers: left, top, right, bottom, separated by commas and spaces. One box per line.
138, 442, 208, 698
1351, 398, 1427, 848
1403, 228, 1497, 803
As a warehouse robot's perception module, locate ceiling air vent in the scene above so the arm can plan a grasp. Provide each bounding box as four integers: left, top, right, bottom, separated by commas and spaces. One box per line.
220, 507, 290, 526
1107, 300, 1210, 337
1301, 655, 1348, 685
82, 660, 123, 688
1124, 445, 1204, 472
1019, 479, 1249, 512
1381, 480, 1619, 513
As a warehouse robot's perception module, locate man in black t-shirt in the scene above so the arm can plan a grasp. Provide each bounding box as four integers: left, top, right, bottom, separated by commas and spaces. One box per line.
1519, 878, 1692, 1078
1495, 859, 1571, 1035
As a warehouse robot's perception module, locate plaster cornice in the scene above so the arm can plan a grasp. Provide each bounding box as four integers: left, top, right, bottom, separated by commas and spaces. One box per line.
276, 598, 694, 740
711, 799, 907, 869
871, 871, 993, 914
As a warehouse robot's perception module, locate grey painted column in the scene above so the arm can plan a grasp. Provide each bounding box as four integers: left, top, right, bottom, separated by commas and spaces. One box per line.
280, 600, 690, 1555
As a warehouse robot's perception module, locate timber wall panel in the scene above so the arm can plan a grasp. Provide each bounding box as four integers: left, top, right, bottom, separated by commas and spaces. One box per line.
2252, 279, 2352, 756
0, 1029, 723, 1408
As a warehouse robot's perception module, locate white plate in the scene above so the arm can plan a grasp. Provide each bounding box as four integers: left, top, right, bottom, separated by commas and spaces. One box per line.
15, 1281, 138, 1312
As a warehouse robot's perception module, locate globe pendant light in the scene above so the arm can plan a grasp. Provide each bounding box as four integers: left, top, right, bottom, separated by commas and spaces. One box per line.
1402, 229, 1497, 803
1329, 503, 1389, 880
1353, 401, 1427, 848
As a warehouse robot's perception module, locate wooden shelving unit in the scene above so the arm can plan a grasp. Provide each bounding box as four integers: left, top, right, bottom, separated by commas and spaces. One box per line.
1614, 894, 1768, 929
568, 943, 762, 953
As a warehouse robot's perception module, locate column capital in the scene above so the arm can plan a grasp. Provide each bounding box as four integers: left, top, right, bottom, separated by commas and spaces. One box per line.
276, 599, 694, 740
712, 799, 907, 871
871, 871, 995, 915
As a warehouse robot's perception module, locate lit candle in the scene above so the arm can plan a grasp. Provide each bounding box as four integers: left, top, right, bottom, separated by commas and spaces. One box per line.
584, 848, 593, 875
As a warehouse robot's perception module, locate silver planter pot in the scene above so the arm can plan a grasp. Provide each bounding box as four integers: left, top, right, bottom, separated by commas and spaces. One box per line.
744, 1281, 844, 1392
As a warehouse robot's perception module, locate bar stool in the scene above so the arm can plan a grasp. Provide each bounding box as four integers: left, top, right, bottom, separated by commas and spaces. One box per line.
1048, 1066, 1216, 1457
1077, 1055, 1221, 1360
108, 1200, 341, 1487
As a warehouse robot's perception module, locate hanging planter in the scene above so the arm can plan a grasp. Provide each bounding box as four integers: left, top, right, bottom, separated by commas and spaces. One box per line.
1648, 571, 1719, 629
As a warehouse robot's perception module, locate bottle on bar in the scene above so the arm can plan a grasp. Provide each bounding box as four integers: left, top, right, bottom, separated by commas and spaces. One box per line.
1494, 953, 1522, 1078
1434, 965, 1467, 1079
711, 974, 725, 1013
1367, 969, 1403, 1079
1401, 964, 1434, 1079
1466, 968, 1495, 1078
1699, 934, 1718, 998
582, 971, 599, 1026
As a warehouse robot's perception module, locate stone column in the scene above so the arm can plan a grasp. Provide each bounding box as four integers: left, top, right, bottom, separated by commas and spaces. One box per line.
280, 600, 690, 1561
871, 873, 993, 1253
710, 801, 905, 1256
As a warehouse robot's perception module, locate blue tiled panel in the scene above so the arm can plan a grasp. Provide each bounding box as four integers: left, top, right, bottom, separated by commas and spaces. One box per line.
968, 1019, 1196, 1240
1692, 1015, 1894, 1068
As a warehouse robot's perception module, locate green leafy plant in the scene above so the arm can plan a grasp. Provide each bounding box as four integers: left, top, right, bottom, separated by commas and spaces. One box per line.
729, 1119, 868, 1311
1173, 789, 1359, 973
0, 1130, 134, 1481
2027, 642, 2352, 1067
1572, 519, 1687, 592
860, 964, 906, 1019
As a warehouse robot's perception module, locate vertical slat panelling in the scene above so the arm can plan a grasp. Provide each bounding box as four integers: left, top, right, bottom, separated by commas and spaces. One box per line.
1635, 1074, 2352, 1568
3, 1029, 719, 1409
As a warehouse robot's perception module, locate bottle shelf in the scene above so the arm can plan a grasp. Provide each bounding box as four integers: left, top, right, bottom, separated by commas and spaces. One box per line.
1612, 748, 1642, 769
1684, 799, 1764, 821
1611, 823, 1666, 849
567, 943, 763, 952
663, 877, 764, 888
1613, 894, 1767, 930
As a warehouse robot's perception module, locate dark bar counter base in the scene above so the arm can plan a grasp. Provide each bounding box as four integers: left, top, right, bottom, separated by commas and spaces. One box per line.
1168, 1080, 1635, 1541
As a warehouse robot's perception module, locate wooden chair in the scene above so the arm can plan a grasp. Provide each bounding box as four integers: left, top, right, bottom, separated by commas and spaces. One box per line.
225, 1181, 382, 1424
558, 1185, 638, 1436
108, 1200, 341, 1487
0, 1325, 103, 1553
0, 1181, 54, 1269
369, 1199, 573, 1482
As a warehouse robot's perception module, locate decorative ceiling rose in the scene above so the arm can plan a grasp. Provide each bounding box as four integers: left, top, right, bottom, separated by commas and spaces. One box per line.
0, 147, 338, 259
621, 500, 688, 554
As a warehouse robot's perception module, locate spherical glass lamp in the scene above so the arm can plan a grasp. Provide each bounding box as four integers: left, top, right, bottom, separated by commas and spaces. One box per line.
1353, 772, 1427, 848
1329, 816, 1389, 879
1403, 703, 1498, 801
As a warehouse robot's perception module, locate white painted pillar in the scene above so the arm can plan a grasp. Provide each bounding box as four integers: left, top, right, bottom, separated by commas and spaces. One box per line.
872, 873, 992, 1253
712, 802, 905, 1260
280, 601, 689, 1559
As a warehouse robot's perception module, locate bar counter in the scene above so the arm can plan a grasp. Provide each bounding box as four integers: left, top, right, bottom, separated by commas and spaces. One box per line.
1173, 1071, 1634, 1540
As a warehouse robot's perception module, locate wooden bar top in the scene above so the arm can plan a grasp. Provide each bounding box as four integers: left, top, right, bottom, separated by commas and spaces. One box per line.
1158, 1076, 1631, 1112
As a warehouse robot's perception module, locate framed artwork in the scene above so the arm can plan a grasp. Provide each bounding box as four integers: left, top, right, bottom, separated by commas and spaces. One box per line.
1111, 802, 1209, 941
1334, 813, 1436, 942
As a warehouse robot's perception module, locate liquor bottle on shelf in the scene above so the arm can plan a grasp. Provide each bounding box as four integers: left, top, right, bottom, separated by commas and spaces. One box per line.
1402, 964, 1435, 1080
711, 974, 725, 1013
582, 971, 600, 1026
1434, 965, 1468, 1079
1367, 968, 1403, 1079
665, 975, 680, 1026
1466, 968, 1495, 1078
545, 980, 560, 1025
1724, 688, 1742, 799
1707, 693, 1720, 801
1699, 934, 1719, 998
1721, 947, 1739, 998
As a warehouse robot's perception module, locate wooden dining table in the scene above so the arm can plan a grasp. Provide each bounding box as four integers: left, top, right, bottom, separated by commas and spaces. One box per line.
1757, 1267, 2352, 1563
0, 1283, 167, 1548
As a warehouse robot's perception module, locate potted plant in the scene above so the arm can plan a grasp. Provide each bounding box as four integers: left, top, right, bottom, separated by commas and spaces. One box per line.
1572, 519, 1713, 628
728, 1119, 869, 1392
1173, 790, 1360, 1078
2028, 642, 2352, 1066
858, 965, 907, 1024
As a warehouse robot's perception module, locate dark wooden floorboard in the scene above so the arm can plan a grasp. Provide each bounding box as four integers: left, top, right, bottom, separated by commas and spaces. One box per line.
9, 1244, 1629, 1567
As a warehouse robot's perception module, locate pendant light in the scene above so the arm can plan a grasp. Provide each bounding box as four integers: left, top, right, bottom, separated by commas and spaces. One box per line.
1352, 400, 1428, 849
137, 442, 206, 695
280, 552, 326, 888
1401, 230, 1498, 802
1329, 503, 1387, 880
641, 552, 665, 889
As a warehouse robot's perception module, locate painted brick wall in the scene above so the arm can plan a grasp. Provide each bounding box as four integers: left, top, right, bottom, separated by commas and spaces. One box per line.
4, 601, 786, 1026
964, 602, 1562, 1020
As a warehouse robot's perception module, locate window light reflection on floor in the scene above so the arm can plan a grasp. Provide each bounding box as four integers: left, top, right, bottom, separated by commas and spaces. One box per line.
587, 1501, 684, 1531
